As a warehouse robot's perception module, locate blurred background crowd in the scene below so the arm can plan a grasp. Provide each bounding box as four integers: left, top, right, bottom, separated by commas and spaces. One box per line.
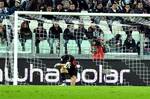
0, 0, 150, 15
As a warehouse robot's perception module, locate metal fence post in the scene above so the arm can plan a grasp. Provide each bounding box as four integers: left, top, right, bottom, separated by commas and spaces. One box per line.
140, 33, 144, 58
32, 32, 36, 55
59, 33, 64, 56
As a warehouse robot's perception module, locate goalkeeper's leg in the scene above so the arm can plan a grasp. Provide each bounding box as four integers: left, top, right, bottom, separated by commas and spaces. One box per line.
60, 73, 67, 85
68, 67, 77, 86
70, 75, 77, 86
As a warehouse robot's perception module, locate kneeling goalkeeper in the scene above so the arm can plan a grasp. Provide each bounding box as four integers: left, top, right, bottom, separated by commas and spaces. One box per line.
54, 54, 78, 86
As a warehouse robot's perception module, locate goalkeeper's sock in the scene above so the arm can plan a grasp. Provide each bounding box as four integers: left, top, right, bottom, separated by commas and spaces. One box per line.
60, 73, 67, 82
60, 83, 67, 86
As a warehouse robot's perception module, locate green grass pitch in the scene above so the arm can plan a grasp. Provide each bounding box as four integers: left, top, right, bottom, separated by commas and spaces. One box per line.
0, 86, 150, 99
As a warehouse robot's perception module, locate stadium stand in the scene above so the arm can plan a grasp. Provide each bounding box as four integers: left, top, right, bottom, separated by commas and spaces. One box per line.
0, 0, 150, 56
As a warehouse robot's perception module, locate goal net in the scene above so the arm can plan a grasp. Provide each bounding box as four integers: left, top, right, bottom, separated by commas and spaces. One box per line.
1, 12, 150, 85
0, 14, 14, 85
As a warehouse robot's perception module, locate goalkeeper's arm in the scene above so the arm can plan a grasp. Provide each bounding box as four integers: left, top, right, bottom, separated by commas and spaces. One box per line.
54, 62, 71, 69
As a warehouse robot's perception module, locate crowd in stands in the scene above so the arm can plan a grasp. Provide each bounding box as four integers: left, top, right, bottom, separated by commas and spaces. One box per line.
15, 21, 143, 54
0, 0, 150, 15
1, 16, 147, 55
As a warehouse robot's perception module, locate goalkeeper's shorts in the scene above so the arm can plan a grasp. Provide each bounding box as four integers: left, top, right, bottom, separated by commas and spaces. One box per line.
68, 66, 77, 77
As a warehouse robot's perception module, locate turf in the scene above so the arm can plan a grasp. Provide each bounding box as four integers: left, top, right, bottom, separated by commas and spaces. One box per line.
0, 86, 150, 99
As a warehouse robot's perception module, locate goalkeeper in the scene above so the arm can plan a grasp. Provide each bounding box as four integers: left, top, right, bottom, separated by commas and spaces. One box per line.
54, 54, 78, 86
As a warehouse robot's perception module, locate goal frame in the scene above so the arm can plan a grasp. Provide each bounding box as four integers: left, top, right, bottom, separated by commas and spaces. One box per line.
13, 11, 150, 85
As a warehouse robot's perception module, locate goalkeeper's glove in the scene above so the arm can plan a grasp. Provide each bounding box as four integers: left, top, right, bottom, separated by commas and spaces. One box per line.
65, 62, 71, 68
54, 63, 61, 68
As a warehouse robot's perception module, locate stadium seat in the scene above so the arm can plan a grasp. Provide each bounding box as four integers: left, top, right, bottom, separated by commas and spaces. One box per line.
39, 40, 50, 54
67, 40, 78, 54
29, 20, 38, 32
81, 40, 91, 54
132, 31, 140, 43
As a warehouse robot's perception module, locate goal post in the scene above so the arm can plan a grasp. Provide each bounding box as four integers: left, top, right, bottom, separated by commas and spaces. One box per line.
11, 11, 150, 85
13, 12, 19, 85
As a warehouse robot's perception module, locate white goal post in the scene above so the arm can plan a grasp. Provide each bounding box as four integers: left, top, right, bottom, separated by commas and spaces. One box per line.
13, 11, 150, 85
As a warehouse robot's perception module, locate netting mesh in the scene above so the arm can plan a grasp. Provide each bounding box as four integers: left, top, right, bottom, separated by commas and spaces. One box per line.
1, 12, 150, 85
16, 13, 150, 85
0, 15, 14, 84
16, 14, 147, 56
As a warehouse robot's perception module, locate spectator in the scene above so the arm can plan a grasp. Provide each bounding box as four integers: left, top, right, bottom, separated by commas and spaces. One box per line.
125, 27, 133, 36
68, 4, 77, 12
46, 5, 53, 12
0, 23, 13, 44
69, 0, 78, 9
21, 0, 39, 11
143, 25, 150, 40
48, 21, 62, 54
132, 2, 146, 13
42, 5, 55, 20
0, 23, 4, 44
90, 0, 99, 12
108, 3, 121, 13
114, 0, 125, 12
87, 0, 95, 12
136, 41, 140, 55
102, 0, 110, 8
143, 0, 150, 13
63, 24, 74, 54
85, 25, 104, 45
55, 3, 63, 12
123, 4, 131, 13
20, 0, 30, 10
91, 38, 106, 60
62, 0, 70, 12
74, 23, 87, 54
143, 36, 150, 55
76, 0, 88, 11
93, 3, 105, 13
86, 25, 95, 40
39, 3, 46, 11
0, 0, 18, 15
6, 25, 13, 41
6, 0, 15, 8
131, 0, 138, 9
93, 25, 104, 39
34, 22, 47, 53
44, 0, 53, 7
107, 34, 122, 52
123, 35, 137, 52
19, 21, 32, 51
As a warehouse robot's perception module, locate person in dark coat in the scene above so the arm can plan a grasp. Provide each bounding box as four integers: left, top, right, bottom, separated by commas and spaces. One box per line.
19, 21, 32, 51
74, 23, 87, 54
34, 22, 47, 53
63, 24, 74, 54
123, 35, 137, 52
48, 22, 62, 54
